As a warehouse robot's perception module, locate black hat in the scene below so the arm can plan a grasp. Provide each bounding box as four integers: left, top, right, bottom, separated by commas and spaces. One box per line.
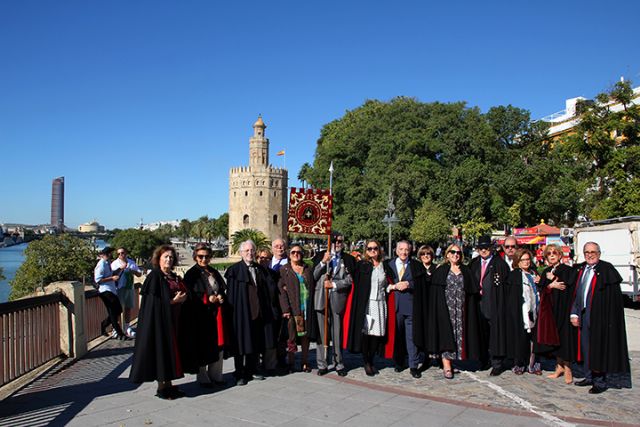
98, 246, 113, 255
476, 235, 493, 249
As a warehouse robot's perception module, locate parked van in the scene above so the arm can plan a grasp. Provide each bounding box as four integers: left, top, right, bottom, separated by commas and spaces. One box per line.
574, 216, 640, 301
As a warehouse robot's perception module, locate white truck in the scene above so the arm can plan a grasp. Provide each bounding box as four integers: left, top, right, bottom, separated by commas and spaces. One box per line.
574, 216, 640, 301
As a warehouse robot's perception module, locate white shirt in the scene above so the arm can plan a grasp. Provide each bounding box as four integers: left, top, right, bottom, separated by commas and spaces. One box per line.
270, 257, 288, 270
95, 259, 117, 294
111, 257, 141, 290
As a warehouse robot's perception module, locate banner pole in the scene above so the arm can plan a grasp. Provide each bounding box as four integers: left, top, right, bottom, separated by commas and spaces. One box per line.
324, 161, 335, 353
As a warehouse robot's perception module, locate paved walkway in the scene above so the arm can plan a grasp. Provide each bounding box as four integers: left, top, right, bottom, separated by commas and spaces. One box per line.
0, 335, 637, 427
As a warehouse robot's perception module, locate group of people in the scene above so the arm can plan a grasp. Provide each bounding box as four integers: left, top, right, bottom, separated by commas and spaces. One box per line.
125, 233, 631, 400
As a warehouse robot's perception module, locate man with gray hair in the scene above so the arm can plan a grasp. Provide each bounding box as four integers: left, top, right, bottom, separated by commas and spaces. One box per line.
570, 241, 630, 394
224, 240, 278, 385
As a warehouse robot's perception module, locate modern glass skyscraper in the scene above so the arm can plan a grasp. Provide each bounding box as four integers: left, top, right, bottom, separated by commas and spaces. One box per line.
51, 177, 64, 231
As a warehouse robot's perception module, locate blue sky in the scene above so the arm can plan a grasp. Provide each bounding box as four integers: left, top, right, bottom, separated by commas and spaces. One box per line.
1, 1, 639, 229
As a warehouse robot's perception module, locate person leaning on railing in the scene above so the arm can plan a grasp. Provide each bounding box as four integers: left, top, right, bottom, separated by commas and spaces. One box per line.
129, 244, 188, 400
94, 247, 129, 340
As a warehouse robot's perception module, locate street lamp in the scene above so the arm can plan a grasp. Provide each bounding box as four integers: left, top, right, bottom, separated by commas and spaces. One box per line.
381, 191, 399, 256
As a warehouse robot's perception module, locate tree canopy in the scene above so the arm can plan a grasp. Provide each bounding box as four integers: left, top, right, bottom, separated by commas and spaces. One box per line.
110, 229, 168, 262
230, 229, 270, 254
305, 96, 578, 243
10, 234, 95, 300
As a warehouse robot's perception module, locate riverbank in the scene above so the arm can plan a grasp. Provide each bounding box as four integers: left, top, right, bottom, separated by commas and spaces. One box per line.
0, 243, 27, 303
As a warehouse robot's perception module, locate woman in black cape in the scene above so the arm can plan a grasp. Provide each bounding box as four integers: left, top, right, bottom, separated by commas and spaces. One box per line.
181, 243, 228, 387
129, 245, 187, 400
346, 239, 393, 376
505, 249, 541, 375
535, 244, 578, 383
426, 244, 481, 379
413, 245, 437, 364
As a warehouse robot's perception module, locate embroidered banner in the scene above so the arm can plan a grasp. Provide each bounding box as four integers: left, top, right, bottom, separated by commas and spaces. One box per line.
287, 188, 332, 235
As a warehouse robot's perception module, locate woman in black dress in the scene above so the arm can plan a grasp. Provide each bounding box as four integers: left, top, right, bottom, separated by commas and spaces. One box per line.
182, 243, 227, 387
426, 244, 481, 379
129, 245, 187, 399
535, 244, 577, 384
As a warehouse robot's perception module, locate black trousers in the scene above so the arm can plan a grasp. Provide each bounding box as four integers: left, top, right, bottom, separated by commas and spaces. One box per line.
361, 334, 383, 365
99, 291, 124, 336
234, 354, 258, 380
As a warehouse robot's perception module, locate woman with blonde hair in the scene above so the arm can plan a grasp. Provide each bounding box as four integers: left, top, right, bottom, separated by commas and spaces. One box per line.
426, 244, 481, 379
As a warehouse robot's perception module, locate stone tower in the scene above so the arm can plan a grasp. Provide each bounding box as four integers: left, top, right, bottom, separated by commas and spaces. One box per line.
228, 116, 288, 255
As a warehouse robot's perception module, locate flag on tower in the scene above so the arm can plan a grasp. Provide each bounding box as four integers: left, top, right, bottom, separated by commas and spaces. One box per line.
276, 150, 285, 156
287, 188, 332, 235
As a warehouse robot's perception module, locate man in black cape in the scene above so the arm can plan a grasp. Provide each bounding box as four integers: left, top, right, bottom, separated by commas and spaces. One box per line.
469, 235, 510, 376
224, 240, 278, 386
570, 241, 631, 394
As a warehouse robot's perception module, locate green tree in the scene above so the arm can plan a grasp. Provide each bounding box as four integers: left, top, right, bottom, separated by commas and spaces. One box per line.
110, 229, 168, 262
10, 234, 95, 300
192, 215, 209, 241
410, 199, 451, 244
229, 229, 270, 254
560, 80, 640, 219
297, 162, 313, 188
214, 213, 229, 237
177, 218, 192, 242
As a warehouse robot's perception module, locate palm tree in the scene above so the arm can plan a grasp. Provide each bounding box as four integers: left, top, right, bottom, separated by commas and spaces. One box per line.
298, 162, 313, 189
230, 229, 271, 254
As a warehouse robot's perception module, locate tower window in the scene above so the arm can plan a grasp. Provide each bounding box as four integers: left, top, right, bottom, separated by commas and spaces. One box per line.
273, 214, 278, 225
243, 215, 249, 226
245, 191, 248, 196
234, 191, 236, 197
274, 191, 277, 196
260, 191, 263, 196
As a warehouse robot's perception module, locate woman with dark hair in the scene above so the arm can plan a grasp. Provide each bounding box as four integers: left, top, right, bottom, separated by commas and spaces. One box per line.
278, 244, 313, 372
413, 245, 436, 360
346, 240, 392, 376
129, 245, 188, 399
182, 243, 228, 387
426, 244, 481, 379
535, 244, 577, 383
506, 249, 540, 375
417, 245, 436, 276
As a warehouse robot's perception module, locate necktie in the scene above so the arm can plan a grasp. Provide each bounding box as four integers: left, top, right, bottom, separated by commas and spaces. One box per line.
479, 259, 488, 294
398, 263, 406, 281
581, 266, 593, 307
249, 264, 257, 285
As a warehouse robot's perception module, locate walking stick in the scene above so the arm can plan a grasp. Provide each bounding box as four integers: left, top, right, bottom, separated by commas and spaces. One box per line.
324, 234, 332, 353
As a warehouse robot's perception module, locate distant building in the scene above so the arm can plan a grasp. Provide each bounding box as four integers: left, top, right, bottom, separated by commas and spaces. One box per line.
541, 84, 640, 139
228, 116, 288, 255
51, 177, 65, 231
78, 221, 105, 233
141, 220, 180, 231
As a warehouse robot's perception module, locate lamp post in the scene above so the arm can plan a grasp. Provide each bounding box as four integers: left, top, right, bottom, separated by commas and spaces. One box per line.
381, 191, 399, 256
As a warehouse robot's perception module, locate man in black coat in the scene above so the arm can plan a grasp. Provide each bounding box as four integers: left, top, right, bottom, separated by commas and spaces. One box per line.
469, 235, 510, 376
224, 240, 278, 386
570, 241, 631, 394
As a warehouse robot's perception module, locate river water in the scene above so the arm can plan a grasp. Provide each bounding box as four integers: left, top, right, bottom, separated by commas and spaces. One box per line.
0, 243, 28, 303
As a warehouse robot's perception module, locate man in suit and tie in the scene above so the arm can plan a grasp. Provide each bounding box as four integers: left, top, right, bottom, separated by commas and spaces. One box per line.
385, 240, 426, 379
313, 232, 355, 376
570, 242, 630, 394
224, 240, 278, 386
469, 235, 510, 376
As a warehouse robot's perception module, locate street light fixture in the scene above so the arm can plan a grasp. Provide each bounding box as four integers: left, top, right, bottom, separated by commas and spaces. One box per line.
381, 191, 399, 256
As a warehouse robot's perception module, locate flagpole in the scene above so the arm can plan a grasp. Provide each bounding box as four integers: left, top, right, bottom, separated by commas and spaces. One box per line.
324, 160, 335, 354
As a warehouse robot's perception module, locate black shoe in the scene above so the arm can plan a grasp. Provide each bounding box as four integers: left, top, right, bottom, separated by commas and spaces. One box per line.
489, 367, 505, 377
410, 368, 421, 379
236, 378, 247, 386
394, 365, 406, 373
337, 369, 347, 377
364, 364, 375, 377
252, 373, 265, 380
168, 386, 185, 398
155, 388, 174, 400
575, 378, 593, 387
317, 368, 329, 376
116, 334, 132, 341
588, 385, 607, 394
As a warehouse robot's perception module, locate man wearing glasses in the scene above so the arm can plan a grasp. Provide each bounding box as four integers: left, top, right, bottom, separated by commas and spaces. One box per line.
501, 236, 518, 271
570, 242, 630, 394
111, 247, 142, 337
312, 232, 355, 376
224, 240, 278, 385
469, 235, 510, 376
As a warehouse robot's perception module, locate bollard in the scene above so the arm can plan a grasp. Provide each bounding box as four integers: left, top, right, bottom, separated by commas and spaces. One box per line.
45, 281, 87, 359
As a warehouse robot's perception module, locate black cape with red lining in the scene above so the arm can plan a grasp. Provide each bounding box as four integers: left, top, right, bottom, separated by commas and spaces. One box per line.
129, 269, 183, 384
424, 263, 481, 360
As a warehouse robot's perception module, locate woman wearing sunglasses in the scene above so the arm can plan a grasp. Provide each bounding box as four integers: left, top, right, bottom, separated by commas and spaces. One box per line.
181, 243, 228, 387
535, 244, 577, 383
346, 240, 393, 376
426, 244, 481, 379
505, 249, 541, 375
278, 244, 314, 372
